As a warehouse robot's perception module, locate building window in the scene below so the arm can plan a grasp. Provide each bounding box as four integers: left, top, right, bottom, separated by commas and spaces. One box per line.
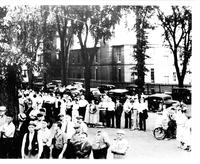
95, 53, 98, 63
118, 68, 121, 82
56, 53, 59, 60
164, 76, 169, 84
77, 53, 81, 63
72, 55, 75, 64
113, 46, 122, 62
173, 72, 176, 81
95, 68, 98, 80
151, 68, 155, 83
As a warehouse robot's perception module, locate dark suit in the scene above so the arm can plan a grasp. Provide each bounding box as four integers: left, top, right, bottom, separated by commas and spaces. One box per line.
76, 141, 92, 159
115, 102, 123, 128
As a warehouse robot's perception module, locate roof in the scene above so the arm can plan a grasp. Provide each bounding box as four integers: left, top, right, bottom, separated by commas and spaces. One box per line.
109, 89, 129, 93
148, 93, 172, 98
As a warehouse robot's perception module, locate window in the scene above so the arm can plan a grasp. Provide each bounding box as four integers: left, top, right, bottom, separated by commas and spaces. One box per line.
56, 53, 59, 60
118, 68, 121, 82
72, 56, 75, 64
95, 53, 98, 63
173, 72, 176, 81
95, 68, 98, 80
151, 68, 155, 83
113, 46, 122, 62
77, 53, 81, 63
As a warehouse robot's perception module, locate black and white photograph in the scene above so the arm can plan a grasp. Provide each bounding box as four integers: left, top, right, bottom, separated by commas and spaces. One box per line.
0, 0, 197, 162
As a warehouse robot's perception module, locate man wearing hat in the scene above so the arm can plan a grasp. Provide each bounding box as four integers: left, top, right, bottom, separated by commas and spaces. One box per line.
64, 124, 82, 159
76, 115, 88, 133
111, 130, 129, 159
0, 113, 15, 158
21, 121, 43, 159
50, 121, 68, 159
76, 132, 92, 159
92, 128, 110, 159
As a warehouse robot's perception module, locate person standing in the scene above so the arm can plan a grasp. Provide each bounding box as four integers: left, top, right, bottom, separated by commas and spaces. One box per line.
85, 100, 99, 127
138, 97, 148, 131
21, 121, 43, 159
98, 98, 107, 127
72, 99, 80, 123
78, 95, 89, 120
175, 107, 188, 149
111, 130, 129, 159
115, 99, 123, 129
0, 113, 15, 158
123, 99, 132, 129
131, 97, 139, 130
106, 98, 115, 128
39, 121, 52, 158
50, 121, 68, 159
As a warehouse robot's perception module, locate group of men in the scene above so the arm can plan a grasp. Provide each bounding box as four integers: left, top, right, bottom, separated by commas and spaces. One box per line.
0, 88, 131, 159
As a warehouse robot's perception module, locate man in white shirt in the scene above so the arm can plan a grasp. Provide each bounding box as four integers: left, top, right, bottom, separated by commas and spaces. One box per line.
111, 130, 129, 159
1, 113, 15, 158
106, 98, 115, 128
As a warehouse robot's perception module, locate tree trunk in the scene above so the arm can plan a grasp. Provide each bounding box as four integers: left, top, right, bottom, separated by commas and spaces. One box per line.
60, 37, 66, 86
6, 65, 19, 122
82, 49, 91, 101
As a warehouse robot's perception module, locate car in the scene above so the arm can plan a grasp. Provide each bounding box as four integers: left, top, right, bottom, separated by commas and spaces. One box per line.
33, 77, 44, 91
146, 93, 177, 112
126, 84, 138, 95
98, 84, 116, 93
107, 89, 129, 104
89, 88, 103, 103
46, 80, 62, 92
172, 87, 191, 105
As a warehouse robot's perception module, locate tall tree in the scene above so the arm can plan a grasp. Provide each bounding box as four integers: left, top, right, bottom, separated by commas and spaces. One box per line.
49, 6, 75, 86
72, 5, 122, 99
127, 6, 155, 96
157, 6, 192, 87
40, 5, 57, 89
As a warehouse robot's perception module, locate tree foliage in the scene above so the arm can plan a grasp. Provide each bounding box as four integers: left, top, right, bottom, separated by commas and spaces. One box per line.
71, 5, 122, 99
124, 6, 156, 95
157, 6, 192, 87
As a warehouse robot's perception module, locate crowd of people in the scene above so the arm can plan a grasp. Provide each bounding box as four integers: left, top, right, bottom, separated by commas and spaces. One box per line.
0, 87, 191, 159
0, 88, 133, 159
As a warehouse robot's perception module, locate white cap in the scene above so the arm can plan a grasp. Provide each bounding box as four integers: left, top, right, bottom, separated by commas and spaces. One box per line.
0, 106, 7, 111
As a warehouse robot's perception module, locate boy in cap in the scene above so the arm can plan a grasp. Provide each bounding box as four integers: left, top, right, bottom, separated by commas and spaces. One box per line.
50, 121, 68, 159
111, 130, 129, 159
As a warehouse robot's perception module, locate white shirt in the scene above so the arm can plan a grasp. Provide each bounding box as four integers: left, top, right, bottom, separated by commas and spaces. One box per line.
1, 122, 15, 138
107, 101, 115, 111
78, 99, 88, 107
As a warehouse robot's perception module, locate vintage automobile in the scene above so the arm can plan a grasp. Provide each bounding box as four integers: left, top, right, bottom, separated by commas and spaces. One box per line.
107, 89, 129, 104
126, 84, 138, 96
146, 93, 179, 112
172, 87, 191, 105
98, 84, 116, 93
